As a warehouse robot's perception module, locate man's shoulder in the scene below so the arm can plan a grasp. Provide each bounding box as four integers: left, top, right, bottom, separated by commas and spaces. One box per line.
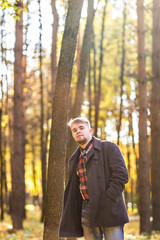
93, 137, 120, 152
93, 136, 116, 146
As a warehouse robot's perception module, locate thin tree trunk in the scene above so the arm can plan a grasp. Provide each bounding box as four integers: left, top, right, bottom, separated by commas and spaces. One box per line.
38, 0, 46, 222
88, 54, 92, 122
0, 108, 4, 220
4, 79, 9, 214
0, 10, 5, 221
11, 0, 25, 229
126, 138, 130, 209
51, 0, 59, 96
22, 54, 26, 219
31, 135, 38, 204
72, 0, 95, 117
43, 0, 84, 239
42, 104, 50, 200
94, 0, 107, 137
129, 111, 140, 211
117, 0, 126, 146
151, 0, 160, 230
3, 125, 8, 213
129, 111, 140, 207
92, 31, 97, 135
137, 0, 151, 233
8, 92, 13, 215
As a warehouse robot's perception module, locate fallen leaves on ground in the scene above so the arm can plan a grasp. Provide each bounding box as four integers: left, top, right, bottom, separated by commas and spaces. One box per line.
0, 206, 43, 240
0, 207, 160, 239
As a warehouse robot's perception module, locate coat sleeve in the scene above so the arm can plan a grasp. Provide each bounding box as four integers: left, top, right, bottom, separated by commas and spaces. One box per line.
105, 142, 128, 202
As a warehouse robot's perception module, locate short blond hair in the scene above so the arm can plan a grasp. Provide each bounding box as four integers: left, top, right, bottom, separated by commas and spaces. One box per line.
68, 117, 91, 129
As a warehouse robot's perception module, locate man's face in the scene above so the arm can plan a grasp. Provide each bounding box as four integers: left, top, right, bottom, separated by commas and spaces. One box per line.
71, 122, 93, 147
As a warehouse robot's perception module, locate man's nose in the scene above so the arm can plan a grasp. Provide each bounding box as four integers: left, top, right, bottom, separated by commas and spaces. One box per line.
77, 128, 81, 133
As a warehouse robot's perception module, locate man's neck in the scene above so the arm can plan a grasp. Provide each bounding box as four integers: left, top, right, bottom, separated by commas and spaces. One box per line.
79, 137, 92, 149
79, 143, 88, 149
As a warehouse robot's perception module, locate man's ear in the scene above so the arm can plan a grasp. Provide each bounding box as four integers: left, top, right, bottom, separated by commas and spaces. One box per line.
90, 128, 93, 134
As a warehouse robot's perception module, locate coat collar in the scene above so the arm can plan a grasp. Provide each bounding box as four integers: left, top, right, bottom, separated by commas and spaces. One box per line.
92, 136, 102, 151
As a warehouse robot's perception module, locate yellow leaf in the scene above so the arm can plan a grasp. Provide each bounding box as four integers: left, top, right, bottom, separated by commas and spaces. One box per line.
23, 88, 28, 93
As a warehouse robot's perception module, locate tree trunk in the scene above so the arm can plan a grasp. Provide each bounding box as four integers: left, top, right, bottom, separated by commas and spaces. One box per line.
72, 0, 95, 118
129, 111, 140, 210
117, 0, 126, 146
8, 93, 14, 215
126, 139, 130, 209
151, 0, 160, 230
51, 0, 59, 96
37, 0, 46, 222
21, 2, 29, 219
137, 0, 151, 233
92, 31, 97, 135
0, 108, 4, 220
94, 0, 107, 137
11, 0, 25, 229
21, 54, 26, 219
4, 82, 9, 213
3, 125, 8, 214
31, 135, 38, 204
0, 4, 5, 221
43, 0, 84, 239
88, 54, 92, 122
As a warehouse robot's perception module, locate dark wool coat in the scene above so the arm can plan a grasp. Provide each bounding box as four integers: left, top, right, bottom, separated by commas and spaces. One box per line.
59, 137, 129, 238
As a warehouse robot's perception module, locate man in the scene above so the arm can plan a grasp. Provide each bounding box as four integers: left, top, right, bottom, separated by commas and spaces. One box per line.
59, 117, 129, 240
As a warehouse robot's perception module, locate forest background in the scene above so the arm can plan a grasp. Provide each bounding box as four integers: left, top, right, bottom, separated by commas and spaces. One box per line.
0, 0, 160, 239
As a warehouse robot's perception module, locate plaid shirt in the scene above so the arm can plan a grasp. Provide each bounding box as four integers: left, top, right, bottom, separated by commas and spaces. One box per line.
76, 139, 93, 200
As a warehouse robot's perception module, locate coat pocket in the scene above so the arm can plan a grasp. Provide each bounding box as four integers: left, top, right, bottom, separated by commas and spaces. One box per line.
100, 192, 119, 215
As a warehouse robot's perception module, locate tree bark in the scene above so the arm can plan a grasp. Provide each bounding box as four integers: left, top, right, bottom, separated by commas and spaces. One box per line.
137, 0, 151, 233
151, 0, 160, 230
43, 0, 84, 239
11, 0, 25, 229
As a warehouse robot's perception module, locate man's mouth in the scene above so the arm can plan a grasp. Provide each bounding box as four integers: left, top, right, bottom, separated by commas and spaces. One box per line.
77, 134, 83, 138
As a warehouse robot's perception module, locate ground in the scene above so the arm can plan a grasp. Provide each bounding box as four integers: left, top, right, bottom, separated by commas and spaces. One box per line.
0, 205, 160, 239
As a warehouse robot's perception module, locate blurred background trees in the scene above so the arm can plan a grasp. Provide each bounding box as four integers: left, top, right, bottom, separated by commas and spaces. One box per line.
0, 0, 160, 238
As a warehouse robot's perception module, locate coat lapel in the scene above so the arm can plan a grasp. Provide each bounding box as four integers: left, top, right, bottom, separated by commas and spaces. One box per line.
87, 148, 94, 162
